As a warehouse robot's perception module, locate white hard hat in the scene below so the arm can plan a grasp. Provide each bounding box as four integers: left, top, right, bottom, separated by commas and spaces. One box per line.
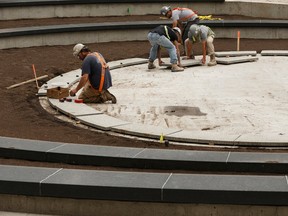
73, 43, 85, 56
172, 27, 181, 36
160, 6, 171, 16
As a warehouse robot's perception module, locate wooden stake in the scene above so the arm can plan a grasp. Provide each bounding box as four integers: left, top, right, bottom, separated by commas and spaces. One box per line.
237, 31, 241, 51
6, 75, 48, 90
32, 64, 39, 89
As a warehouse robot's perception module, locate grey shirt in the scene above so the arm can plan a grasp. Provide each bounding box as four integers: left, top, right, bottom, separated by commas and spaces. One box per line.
171, 8, 198, 22
188, 25, 215, 43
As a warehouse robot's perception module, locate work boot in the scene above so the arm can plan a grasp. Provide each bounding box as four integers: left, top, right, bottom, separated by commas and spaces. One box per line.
148, 61, 156, 69
106, 90, 117, 104
110, 93, 117, 104
171, 64, 184, 72
208, 54, 217, 66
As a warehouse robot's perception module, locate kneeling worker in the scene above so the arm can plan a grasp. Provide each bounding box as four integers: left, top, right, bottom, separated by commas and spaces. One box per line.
184, 24, 217, 66
147, 25, 184, 72
70, 43, 117, 103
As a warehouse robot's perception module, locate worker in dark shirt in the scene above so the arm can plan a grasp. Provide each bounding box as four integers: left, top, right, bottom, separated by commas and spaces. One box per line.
70, 43, 116, 103
147, 25, 184, 72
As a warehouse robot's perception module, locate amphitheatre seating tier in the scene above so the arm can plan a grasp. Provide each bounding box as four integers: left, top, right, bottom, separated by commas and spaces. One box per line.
0, 20, 287, 49
1, 136, 288, 174
1, 164, 288, 205
0, 0, 225, 7
0, 0, 287, 20
1, 0, 288, 215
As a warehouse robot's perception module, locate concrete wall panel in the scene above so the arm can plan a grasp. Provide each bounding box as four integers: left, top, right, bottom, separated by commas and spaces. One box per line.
0, 2, 287, 20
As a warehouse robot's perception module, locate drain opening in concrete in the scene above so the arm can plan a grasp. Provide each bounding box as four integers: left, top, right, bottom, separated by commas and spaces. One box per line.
163, 106, 206, 117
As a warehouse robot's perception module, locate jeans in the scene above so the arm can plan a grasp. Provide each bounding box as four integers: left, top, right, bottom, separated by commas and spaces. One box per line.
147, 32, 177, 64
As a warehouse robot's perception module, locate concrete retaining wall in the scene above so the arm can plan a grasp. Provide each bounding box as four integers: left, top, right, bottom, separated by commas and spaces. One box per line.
0, 24, 287, 49
0, 1, 287, 20
1, 194, 288, 216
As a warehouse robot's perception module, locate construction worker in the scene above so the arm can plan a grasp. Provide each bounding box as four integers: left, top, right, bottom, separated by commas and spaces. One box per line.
184, 24, 217, 66
160, 5, 199, 55
70, 43, 117, 103
147, 25, 184, 72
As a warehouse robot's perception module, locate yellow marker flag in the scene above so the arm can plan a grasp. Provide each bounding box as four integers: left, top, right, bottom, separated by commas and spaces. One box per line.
160, 133, 164, 143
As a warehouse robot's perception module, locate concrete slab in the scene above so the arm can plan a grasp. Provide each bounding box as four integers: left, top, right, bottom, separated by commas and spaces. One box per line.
228, 151, 288, 164
0, 136, 64, 161
0, 165, 60, 196
0, 136, 62, 152
48, 98, 102, 118
48, 143, 145, 159
38, 69, 81, 96
215, 51, 257, 57
46, 144, 146, 166
41, 169, 170, 201
109, 58, 148, 70
216, 56, 258, 64
135, 148, 229, 162
111, 123, 182, 139
160, 59, 202, 68
261, 50, 288, 56
227, 151, 288, 173
163, 174, 288, 205
76, 114, 130, 131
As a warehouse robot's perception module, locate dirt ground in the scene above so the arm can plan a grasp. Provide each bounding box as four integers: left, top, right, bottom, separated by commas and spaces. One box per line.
0, 14, 272, 29
1, 15, 288, 162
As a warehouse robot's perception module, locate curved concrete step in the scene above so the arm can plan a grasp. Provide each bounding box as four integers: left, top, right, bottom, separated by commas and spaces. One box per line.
1, 19, 287, 49
1, 164, 288, 205
1, 136, 288, 174
0, 0, 286, 20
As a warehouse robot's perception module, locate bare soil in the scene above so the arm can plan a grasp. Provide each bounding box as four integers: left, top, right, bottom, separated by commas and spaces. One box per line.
0, 14, 271, 29
1, 16, 288, 168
